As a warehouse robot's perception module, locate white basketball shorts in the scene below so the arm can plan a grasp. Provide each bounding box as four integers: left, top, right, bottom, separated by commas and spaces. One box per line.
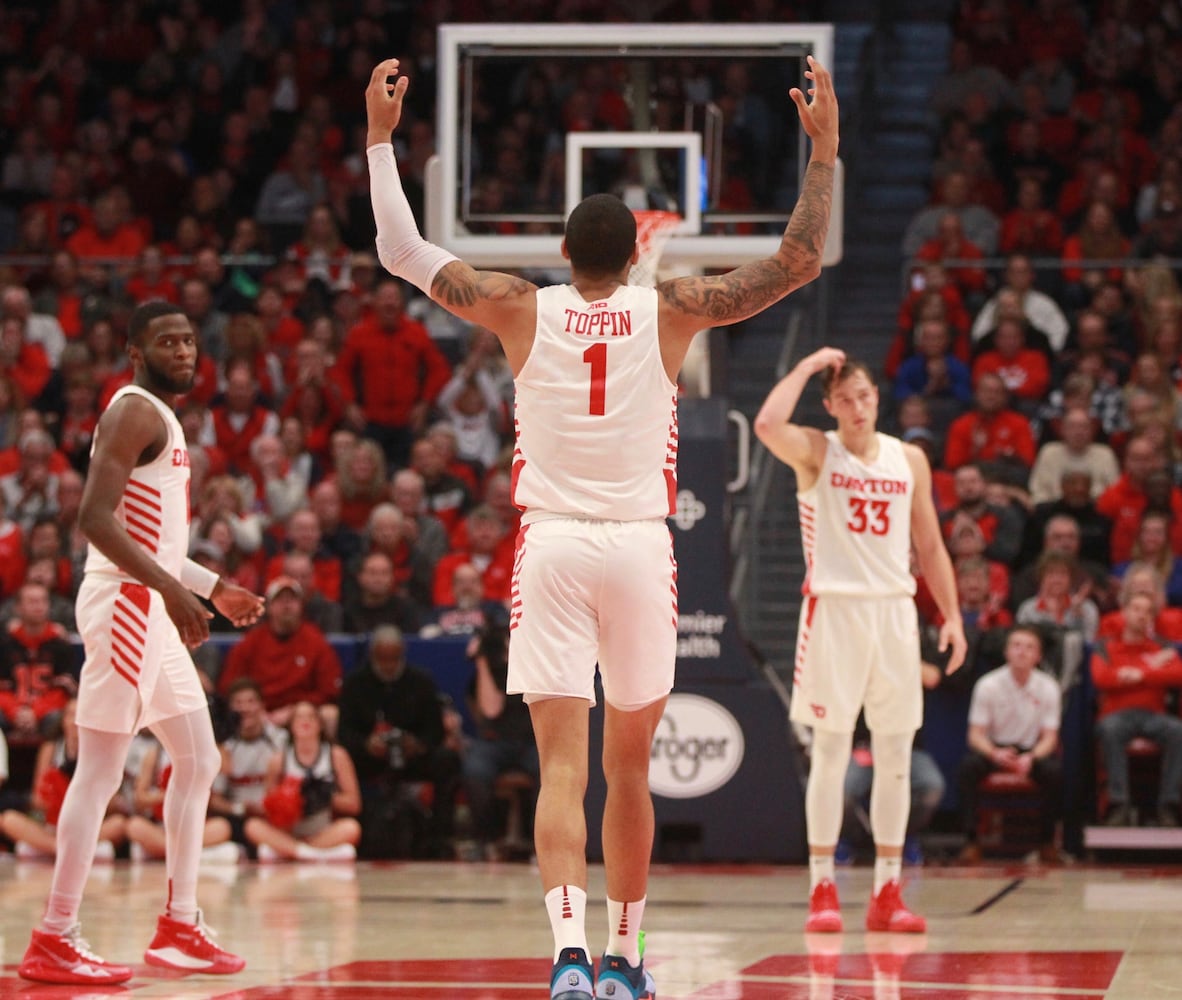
75, 574, 208, 734
790, 593, 921, 734
507, 517, 678, 709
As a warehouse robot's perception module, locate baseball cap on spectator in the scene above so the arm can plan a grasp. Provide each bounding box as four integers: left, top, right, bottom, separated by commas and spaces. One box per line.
265, 576, 303, 601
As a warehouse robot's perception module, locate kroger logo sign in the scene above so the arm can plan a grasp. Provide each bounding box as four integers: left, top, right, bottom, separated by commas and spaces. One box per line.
649, 694, 744, 799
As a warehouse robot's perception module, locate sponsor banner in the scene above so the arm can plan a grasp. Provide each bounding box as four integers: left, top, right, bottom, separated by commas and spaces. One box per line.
650, 693, 745, 798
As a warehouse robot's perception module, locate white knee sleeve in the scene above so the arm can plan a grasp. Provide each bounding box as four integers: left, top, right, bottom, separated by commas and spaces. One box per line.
806, 729, 852, 848
869, 731, 913, 848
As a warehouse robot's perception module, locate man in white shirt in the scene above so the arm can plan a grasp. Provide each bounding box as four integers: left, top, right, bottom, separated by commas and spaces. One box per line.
957, 626, 1062, 863
971, 255, 1069, 352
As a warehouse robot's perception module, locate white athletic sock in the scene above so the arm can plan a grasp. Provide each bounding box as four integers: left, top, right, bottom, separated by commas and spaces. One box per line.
809, 854, 836, 890
604, 896, 646, 966
544, 884, 588, 962
874, 855, 902, 895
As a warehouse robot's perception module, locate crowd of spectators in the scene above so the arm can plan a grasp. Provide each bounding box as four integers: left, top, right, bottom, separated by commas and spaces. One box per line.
0, 0, 814, 863
887, 0, 1182, 845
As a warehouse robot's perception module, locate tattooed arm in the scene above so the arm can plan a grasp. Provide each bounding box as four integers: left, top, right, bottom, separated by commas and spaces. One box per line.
657, 56, 839, 351
430, 263, 538, 374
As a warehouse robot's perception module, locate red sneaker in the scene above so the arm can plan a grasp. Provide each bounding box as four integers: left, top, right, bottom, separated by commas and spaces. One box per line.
865, 880, 927, 933
18, 926, 133, 984
805, 879, 843, 933
143, 911, 246, 974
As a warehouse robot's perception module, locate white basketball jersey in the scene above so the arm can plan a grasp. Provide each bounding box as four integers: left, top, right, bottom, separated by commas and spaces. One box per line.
85, 385, 191, 582
512, 284, 678, 521
799, 431, 915, 597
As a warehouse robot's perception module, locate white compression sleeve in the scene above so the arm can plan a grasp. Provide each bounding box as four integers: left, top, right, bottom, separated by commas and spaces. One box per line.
367, 142, 459, 294
180, 558, 219, 599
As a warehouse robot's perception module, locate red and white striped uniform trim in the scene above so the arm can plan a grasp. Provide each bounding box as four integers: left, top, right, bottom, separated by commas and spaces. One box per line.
508, 524, 531, 632
123, 478, 162, 555
110, 582, 150, 688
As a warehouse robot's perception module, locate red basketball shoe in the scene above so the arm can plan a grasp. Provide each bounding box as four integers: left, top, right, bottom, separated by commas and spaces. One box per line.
805, 878, 843, 933
18, 926, 133, 984
143, 911, 246, 974
865, 879, 927, 933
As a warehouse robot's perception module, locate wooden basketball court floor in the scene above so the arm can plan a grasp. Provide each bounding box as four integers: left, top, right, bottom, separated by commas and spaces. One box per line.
0, 857, 1178, 998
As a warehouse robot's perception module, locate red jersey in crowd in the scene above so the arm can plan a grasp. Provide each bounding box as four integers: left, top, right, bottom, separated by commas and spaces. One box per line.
944, 409, 1037, 470
333, 314, 451, 427
1095, 475, 1182, 564
217, 620, 342, 710
1090, 637, 1182, 718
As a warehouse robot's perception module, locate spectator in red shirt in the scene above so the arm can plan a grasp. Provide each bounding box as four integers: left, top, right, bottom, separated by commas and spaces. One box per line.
0, 317, 51, 406
123, 245, 179, 305
940, 463, 1024, 566
1089, 590, 1182, 827
1061, 200, 1131, 311
944, 372, 1037, 483
333, 279, 452, 467
0, 582, 77, 744
257, 285, 307, 373
971, 317, 1051, 411
29, 164, 92, 249
205, 358, 280, 476
64, 189, 146, 264
217, 576, 342, 738
1000, 175, 1065, 256
1096, 435, 1182, 564
433, 505, 513, 607
332, 438, 388, 532
914, 212, 989, 308
1098, 562, 1182, 643
264, 508, 342, 603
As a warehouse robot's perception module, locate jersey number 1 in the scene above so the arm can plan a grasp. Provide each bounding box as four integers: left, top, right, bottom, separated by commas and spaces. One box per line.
583, 342, 607, 416
847, 497, 890, 535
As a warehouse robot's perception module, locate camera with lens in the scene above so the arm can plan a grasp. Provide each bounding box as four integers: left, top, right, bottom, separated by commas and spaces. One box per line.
383, 727, 406, 771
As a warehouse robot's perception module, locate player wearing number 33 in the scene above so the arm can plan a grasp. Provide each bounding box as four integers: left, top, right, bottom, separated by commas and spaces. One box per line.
755, 349, 967, 935
365, 53, 839, 1000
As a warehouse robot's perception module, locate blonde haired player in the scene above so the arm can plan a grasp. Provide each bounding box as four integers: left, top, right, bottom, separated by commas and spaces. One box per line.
365, 54, 838, 999
755, 348, 966, 933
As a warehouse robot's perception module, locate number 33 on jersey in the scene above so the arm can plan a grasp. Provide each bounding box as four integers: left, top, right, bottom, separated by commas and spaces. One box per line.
798, 430, 916, 597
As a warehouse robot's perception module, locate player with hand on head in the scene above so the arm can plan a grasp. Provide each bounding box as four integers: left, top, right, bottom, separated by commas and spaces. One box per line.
18, 301, 265, 986
366, 54, 838, 998
756, 348, 966, 934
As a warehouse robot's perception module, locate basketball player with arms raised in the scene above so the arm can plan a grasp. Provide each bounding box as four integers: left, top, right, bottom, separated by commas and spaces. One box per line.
365, 56, 837, 998
755, 349, 967, 934
18, 301, 264, 985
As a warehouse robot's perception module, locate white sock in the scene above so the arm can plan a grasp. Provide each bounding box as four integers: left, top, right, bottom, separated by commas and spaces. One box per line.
295, 843, 318, 860
809, 854, 835, 890
544, 884, 588, 962
605, 896, 645, 966
874, 855, 902, 895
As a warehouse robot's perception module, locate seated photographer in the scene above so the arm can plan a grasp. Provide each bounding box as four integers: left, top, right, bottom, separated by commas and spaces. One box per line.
336, 625, 461, 858
462, 621, 537, 858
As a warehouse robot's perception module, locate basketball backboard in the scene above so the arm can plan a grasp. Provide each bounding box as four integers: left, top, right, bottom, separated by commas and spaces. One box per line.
426, 23, 842, 271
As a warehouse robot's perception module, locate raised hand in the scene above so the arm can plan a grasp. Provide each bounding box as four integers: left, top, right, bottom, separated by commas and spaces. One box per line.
366, 58, 409, 143
790, 55, 839, 159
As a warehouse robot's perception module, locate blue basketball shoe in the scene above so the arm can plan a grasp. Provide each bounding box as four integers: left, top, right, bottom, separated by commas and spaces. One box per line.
595, 952, 655, 999
551, 947, 595, 999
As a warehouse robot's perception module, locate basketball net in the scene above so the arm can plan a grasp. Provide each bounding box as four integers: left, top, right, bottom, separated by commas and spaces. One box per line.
629, 209, 681, 287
